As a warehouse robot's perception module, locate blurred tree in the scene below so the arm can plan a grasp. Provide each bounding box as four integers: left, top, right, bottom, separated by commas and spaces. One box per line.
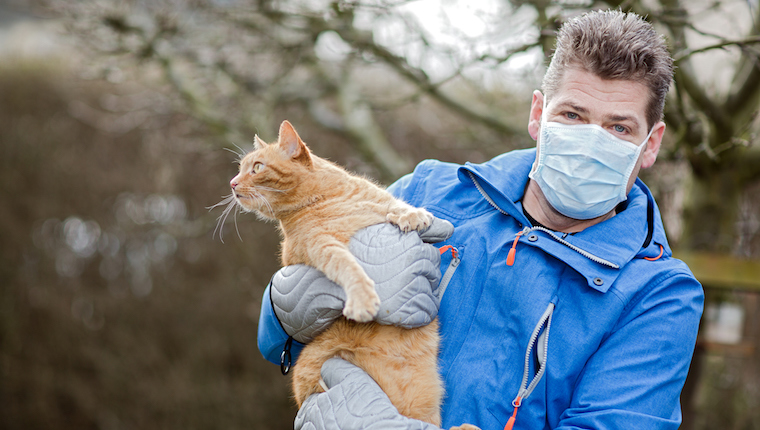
31, 0, 760, 428
40, 0, 541, 181
40, 0, 760, 247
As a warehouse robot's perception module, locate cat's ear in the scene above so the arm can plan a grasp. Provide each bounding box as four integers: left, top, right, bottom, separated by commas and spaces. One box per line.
253, 135, 268, 150
278, 120, 312, 165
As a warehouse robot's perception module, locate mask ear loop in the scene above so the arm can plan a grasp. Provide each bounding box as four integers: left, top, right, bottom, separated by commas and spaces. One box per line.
620, 126, 655, 190
540, 93, 548, 127
529, 94, 549, 177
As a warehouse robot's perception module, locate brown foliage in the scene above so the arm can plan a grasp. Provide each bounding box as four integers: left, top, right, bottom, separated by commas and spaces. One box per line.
0, 64, 297, 430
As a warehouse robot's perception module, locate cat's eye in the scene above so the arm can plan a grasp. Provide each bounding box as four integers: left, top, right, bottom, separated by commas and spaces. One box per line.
252, 162, 264, 174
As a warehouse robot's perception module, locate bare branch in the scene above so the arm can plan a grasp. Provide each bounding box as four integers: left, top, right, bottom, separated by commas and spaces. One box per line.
336, 70, 413, 180
476, 42, 542, 65
673, 36, 760, 62
724, 45, 760, 118
325, 22, 522, 136
155, 54, 237, 139
656, 1, 734, 143
724, 1, 760, 118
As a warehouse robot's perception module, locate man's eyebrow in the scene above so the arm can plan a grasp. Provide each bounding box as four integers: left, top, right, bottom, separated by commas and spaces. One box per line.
553, 101, 589, 113
606, 114, 641, 131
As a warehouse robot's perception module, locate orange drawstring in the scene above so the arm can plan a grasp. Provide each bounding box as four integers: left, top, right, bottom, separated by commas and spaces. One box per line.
439, 245, 458, 259
504, 397, 522, 430
506, 232, 524, 266
644, 244, 664, 261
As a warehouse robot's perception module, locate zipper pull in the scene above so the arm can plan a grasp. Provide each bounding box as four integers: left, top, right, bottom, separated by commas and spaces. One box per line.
438, 245, 458, 259
504, 397, 522, 430
506, 230, 525, 266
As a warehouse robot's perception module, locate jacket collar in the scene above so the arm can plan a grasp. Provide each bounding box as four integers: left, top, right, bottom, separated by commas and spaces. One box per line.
456, 148, 672, 293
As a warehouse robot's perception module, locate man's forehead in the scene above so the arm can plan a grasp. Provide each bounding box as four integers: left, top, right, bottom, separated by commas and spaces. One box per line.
548, 69, 650, 129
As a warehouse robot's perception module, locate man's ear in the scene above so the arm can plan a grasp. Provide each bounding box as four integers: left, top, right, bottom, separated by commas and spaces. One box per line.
641, 121, 665, 169
277, 120, 312, 165
528, 90, 544, 140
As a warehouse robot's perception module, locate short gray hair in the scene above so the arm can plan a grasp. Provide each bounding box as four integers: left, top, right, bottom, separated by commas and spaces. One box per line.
542, 10, 674, 129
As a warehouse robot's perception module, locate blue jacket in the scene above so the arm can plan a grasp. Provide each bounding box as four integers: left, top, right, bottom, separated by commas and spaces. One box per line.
257, 148, 704, 430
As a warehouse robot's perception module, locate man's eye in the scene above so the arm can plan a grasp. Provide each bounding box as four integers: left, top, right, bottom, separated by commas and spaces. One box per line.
566, 112, 579, 120
613, 125, 627, 133
252, 162, 264, 174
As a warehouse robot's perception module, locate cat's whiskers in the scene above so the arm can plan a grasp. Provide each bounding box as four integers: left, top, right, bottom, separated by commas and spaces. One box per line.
224, 143, 249, 164
232, 204, 243, 241
208, 194, 241, 243
246, 187, 276, 218
207, 194, 234, 211
228, 184, 276, 220
223, 147, 241, 160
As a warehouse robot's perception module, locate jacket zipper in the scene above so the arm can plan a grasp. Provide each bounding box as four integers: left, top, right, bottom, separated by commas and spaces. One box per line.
517, 302, 554, 401
515, 226, 619, 269
505, 302, 555, 430
466, 171, 619, 269
437, 245, 461, 299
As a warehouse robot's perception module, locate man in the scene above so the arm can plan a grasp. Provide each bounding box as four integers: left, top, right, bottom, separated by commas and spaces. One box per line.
257, 9, 704, 430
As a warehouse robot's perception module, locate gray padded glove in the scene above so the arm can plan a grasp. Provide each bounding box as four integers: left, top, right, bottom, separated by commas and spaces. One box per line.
294, 357, 442, 430
271, 217, 454, 344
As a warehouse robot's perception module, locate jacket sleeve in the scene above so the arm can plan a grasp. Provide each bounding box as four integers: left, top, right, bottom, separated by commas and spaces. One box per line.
386, 160, 436, 202
555, 271, 704, 430
387, 172, 414, 200
257, 284, 305, 365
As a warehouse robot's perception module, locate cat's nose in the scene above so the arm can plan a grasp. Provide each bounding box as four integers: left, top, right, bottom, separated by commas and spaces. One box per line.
230, 180, 238, 190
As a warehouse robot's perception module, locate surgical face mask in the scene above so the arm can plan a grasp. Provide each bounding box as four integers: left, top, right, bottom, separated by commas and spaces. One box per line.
528, 102, 653, 220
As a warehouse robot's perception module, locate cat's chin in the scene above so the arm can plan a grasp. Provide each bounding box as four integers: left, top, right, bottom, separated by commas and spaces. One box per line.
233, 196, 257, 212
235, 202, 275, 220
236, 202, 276, 221
252, 211, 278, 222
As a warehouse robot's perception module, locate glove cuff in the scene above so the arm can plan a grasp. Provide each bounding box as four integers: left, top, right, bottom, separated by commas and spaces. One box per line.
271, 265, 345, 344
257, 283, 305, 365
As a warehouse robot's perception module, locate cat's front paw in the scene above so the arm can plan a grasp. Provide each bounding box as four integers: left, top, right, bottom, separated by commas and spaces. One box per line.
343, 283, 381, 322
387, 207, 433, 233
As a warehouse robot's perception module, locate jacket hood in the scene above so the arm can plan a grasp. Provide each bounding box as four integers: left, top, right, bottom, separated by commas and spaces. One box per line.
456, 148, 672, 293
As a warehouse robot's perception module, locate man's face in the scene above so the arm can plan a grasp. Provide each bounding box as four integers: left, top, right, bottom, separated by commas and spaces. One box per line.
528, 67, 665, 195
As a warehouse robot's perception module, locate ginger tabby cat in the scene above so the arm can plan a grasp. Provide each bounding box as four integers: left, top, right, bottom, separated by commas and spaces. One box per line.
225, 121, 477, 429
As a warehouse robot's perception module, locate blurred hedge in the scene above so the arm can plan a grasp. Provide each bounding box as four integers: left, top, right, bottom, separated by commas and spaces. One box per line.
0, 62, 298, 430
